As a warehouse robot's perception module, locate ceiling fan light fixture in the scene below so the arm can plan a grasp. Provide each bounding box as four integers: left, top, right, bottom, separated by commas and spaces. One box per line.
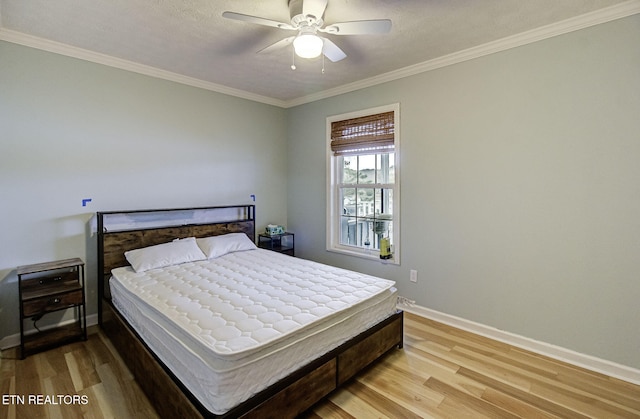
293, 33, 323, 58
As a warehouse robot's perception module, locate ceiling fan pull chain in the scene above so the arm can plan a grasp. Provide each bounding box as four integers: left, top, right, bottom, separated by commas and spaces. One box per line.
291, 46, 297, 70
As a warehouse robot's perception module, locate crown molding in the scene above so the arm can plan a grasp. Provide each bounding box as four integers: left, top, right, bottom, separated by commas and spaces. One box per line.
283, 0, 640, 107
0, 28, 288, 108
1, 1, 639, 109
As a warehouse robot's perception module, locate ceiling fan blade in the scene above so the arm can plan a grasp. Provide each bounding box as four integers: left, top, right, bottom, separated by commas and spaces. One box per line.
322, 38, 347, 62
303, 0, 328, 19
222, 11, 295, 30
321, 19, 392, 35
257, 36, 295, 54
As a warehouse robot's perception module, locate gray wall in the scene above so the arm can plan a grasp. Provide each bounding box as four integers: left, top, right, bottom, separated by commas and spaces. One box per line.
287, 15, 640, 369
0, 41, 287, 341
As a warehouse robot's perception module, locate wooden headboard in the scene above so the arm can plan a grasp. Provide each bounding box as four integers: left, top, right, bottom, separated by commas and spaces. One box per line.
97, 204, 255, 324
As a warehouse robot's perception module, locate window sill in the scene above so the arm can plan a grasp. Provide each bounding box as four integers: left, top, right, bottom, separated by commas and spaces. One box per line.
326, 246, 400, 265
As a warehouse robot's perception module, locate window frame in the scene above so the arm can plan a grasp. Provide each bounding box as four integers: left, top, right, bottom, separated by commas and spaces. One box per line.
326, 103, 400, 264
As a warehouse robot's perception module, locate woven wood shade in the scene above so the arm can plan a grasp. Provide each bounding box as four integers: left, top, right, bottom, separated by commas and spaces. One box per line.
331, 111, 394, 156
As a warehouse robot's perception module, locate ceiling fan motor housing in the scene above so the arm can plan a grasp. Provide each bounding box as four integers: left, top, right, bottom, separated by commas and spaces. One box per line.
292, 15, 323, 31
289, 0, 323, 24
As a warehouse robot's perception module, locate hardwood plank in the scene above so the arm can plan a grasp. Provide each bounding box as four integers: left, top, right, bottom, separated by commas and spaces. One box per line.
32, 349, 58, 381
425, 376, 520, 418
405, 337, 460, 374
355, 357, 444, 413
300, 401, 354, 419
42, 376, 82, 419
83, 381, 117, 419
0, 375, 17, 419
342, 379, 424, 418
481, 387, 558, 419
458, 366, 590, 418
95, 362, 138, 419
326, 388, 391, 418
433, 343, 536, 390
435, 396, 496, 419
64, 351, 84, 392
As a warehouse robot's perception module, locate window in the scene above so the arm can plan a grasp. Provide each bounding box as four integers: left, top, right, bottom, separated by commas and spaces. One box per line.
326, 104, 400, 263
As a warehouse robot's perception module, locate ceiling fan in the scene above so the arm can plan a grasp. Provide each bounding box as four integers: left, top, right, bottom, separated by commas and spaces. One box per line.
222, 0, 391, 67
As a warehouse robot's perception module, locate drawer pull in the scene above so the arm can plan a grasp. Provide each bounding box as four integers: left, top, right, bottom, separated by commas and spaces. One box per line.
39, 276, 62, 284
48, 297, 61, 305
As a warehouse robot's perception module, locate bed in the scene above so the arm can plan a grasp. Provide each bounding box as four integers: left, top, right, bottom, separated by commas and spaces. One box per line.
97, 205, 403, 418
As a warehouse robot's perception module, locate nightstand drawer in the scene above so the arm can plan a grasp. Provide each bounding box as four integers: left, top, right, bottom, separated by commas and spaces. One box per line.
21, 270, 78, 290
23, 290, 84, 317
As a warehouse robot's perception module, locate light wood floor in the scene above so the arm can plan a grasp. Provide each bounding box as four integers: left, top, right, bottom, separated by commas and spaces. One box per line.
2, 312, 639, 418
0, 328, 157, 419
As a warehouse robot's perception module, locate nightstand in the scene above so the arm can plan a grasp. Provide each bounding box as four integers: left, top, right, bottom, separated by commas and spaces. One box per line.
258, 232, 295, 256
17, 258, 87, 359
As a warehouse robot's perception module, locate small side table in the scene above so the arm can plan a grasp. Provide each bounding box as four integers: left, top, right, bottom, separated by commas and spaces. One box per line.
17, 258, 87, 359
258, 232, 295, 256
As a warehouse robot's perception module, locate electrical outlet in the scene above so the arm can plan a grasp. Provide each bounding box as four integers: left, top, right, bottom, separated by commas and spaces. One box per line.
410, 269, 418, 283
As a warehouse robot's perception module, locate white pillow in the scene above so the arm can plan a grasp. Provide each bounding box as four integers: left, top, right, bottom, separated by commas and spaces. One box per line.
196, 233, 257, 259
125, 237, 206, 272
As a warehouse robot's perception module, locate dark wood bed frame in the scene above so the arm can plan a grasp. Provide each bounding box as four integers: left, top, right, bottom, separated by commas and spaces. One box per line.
97, 205, 403, 418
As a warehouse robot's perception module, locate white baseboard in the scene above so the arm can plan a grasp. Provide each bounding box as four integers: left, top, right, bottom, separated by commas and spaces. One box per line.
0, 313, 99, 351
398, 302, 640, 386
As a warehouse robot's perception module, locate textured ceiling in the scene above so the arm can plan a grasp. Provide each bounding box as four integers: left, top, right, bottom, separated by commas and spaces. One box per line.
1, 0, 638, 106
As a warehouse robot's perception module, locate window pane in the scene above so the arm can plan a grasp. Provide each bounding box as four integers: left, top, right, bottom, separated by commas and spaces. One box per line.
339, 215, 358, 246
376, 153, 394, 184
340, 187, 356, 246
341, 156, 357, 184
373, 189, 383, 215
358, 155, 375, 184
340, 187, 356, 216
373, 189, 393, 249
357, 187, 374, 216
373, 189, 393, 248
362, 219, 374, 250
375, 188, 393, 216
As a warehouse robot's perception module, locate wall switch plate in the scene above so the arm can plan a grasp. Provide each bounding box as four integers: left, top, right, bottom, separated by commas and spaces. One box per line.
410, 269, 418, 282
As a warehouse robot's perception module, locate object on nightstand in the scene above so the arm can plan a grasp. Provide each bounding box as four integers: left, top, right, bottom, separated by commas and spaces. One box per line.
265, 224, 285, 235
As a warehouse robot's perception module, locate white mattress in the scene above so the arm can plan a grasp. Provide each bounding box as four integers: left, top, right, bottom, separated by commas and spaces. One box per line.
110, 248, 398, 415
